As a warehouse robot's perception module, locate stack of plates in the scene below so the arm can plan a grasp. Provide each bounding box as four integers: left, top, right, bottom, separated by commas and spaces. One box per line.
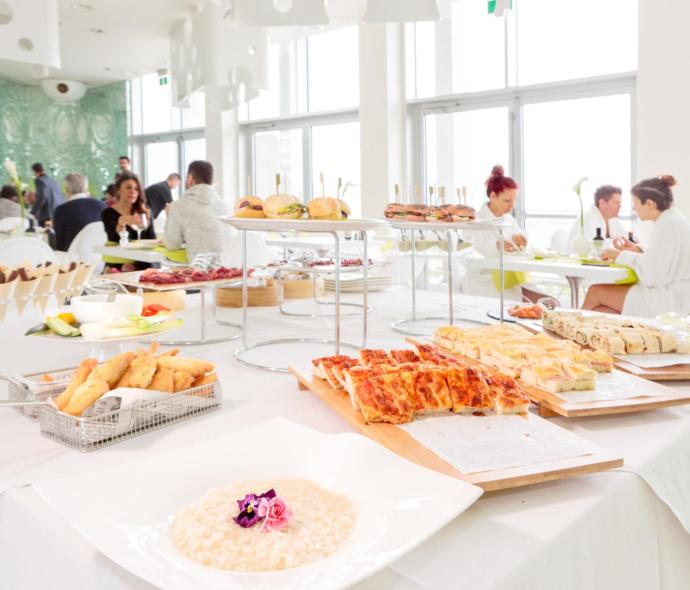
323, 273, 393, 292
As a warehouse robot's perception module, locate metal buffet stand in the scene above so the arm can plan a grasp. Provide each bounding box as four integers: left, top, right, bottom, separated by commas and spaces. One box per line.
389, 218, 511, 335
97, 274, 243, 346
220, 217, 386, 372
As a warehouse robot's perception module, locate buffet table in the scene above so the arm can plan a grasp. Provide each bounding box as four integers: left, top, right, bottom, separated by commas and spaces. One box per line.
2, 288, 690, 589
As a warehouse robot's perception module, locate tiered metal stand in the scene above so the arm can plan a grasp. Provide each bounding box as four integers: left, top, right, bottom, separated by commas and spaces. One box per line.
389, 218, 510, 335
220, 217, 386, 372
98, 274, 243, 346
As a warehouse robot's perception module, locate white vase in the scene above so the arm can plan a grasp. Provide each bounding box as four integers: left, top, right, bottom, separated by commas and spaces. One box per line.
572, 229, 590, 259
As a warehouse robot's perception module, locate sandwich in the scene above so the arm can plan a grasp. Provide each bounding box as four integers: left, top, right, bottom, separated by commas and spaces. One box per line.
263, 194, 306, 220
234, 196, 265, 218
307, 197, 350, 220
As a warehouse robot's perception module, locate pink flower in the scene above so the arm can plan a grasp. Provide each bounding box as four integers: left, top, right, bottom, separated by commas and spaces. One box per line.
257, 496, 294, 532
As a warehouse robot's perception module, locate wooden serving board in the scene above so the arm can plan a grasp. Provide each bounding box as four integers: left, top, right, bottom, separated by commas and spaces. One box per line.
430, 338, 690, 418
101, 271, 243, 292
290, 367, 623, 492
522, 320, 690, 382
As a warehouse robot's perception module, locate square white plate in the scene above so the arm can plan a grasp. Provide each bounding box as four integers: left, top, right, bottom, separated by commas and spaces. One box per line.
33, 419, 482, 590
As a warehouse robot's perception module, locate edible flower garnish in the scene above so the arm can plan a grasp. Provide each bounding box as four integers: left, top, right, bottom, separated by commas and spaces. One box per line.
233, 488, 293, 531
258, 495, 294, 532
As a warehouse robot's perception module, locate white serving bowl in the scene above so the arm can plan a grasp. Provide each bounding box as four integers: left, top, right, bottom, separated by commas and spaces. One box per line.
70, 294, 143, 324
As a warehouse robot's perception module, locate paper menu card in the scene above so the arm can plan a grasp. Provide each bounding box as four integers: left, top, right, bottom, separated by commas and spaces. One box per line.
400, 414, 603, 475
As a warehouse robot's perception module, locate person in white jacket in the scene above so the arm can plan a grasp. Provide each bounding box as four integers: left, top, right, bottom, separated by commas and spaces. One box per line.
164, 160, 236, 262
567, 184, 628, 251
583, 175, 690, 317
466, 165, 552, 303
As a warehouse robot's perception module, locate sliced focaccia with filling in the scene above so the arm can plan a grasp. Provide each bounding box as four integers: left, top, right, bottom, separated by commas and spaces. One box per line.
617, 329, 646, 354
562, 363, 597, 390
389, 349, 421, 364
520, 362, 576, 393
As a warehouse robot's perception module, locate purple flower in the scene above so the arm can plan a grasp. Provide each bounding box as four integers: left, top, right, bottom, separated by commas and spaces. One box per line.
232, 489, 278, 528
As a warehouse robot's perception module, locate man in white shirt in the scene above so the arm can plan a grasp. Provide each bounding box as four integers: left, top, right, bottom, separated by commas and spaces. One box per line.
568, 185, 627, 251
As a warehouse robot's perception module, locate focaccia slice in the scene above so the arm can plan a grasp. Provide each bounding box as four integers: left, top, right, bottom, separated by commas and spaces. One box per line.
359, 349, 396, 367
355, 372, 415, 424
390, 349, 421, 364
411, 369, 453, 414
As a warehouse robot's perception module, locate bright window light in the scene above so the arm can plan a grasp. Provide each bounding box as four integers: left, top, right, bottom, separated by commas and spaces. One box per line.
308, 27, 359, 112
253, 129, 304, 199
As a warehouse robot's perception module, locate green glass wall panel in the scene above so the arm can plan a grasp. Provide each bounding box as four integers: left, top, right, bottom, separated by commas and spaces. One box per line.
0, 80, 127, 196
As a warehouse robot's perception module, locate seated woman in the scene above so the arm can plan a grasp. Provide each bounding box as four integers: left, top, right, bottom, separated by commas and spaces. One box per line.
101, 172, 155, 271
468, 165, 554, 304
583, 175, 690, 316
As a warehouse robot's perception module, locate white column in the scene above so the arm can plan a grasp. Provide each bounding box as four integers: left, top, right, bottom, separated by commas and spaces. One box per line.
637, 0, 690, 218
358, 23, 407, 218
204, 94, 240, 202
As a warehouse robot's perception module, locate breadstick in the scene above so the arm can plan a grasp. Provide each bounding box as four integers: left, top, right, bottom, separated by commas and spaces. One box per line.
63, 379, 110, 416
156, 356, 214, 378
148, 366, 174, 393
89, 352, 136, 388
172, 371, 194, 392
128, 356, 157, 389
54, 358, 98, 410
191, 372, 218, 388
156, 348, 179, 358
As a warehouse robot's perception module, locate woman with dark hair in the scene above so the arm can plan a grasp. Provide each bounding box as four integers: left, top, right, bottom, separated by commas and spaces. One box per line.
101, 172, 155, 270
583, 175, 690, 316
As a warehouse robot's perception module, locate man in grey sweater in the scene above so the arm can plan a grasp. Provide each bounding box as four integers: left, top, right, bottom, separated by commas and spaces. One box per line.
163, 160, 236, 262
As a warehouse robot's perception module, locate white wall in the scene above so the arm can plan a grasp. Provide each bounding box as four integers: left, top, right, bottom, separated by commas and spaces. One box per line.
637, 0, 690, 219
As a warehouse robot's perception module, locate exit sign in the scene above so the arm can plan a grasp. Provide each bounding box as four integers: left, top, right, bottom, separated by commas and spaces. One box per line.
159, 76, 168, 86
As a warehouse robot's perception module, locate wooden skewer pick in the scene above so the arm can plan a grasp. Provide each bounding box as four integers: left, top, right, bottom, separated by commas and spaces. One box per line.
247, 174, 252, 196
394, 183, 399, 201
319, 172, 325, 197
342, 181, 351, 197
428, 186, 434, 206
462, 186, 467, 205
439, 185, 445, 205
275, 173, 280, 195
337, 177, 342, 198
456, 187, 461, 205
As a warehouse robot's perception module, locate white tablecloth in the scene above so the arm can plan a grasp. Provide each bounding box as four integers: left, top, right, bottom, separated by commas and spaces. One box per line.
2, 288, 690, 589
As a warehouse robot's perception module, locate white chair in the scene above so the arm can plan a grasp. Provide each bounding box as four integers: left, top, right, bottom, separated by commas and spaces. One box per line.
67, 221, 108, 275
0, 237, 58, 266
550, 229, 570, 254
0, 217, 30, 232
220, 232, 271, 267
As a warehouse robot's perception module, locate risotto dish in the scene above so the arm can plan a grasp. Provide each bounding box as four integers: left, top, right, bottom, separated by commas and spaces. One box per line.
171, 478, 357, 572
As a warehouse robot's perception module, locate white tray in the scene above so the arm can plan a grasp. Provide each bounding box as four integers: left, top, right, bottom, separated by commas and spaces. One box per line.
33, 418, 482, 590
219, 216, 387, 232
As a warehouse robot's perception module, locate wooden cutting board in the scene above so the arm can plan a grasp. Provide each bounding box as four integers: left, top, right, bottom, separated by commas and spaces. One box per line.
290, 367, 623, 492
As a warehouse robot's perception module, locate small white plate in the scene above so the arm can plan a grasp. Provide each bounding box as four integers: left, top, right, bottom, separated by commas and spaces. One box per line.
33, 419, 482, 590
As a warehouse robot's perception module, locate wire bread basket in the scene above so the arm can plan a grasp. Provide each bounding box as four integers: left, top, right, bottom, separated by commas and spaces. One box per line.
3, 368, 76, 418
3, 370, 222, 451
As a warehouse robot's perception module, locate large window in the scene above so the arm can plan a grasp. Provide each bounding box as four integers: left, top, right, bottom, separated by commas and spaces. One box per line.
412, 0, 637, 248
128, 73, 206, 189
311, 122, 361, 217
243, 26, 360, 206
253, 129, 304, 198
424, 107, 510, 209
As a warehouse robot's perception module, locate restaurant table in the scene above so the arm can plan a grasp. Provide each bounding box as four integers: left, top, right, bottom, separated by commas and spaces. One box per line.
93, 244, 168, 265
2, 288, 690, 590
477, 255, 631, 308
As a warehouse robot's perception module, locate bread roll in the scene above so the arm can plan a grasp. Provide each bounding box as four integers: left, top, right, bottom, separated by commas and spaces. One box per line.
264, 194, 305, 220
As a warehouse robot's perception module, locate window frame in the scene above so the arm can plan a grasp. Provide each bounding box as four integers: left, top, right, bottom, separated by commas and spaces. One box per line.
411, 71, 637, 226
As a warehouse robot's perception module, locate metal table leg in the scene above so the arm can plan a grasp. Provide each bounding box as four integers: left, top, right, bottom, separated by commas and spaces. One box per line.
566, 276, 581, 308
499, 229, 505, 323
